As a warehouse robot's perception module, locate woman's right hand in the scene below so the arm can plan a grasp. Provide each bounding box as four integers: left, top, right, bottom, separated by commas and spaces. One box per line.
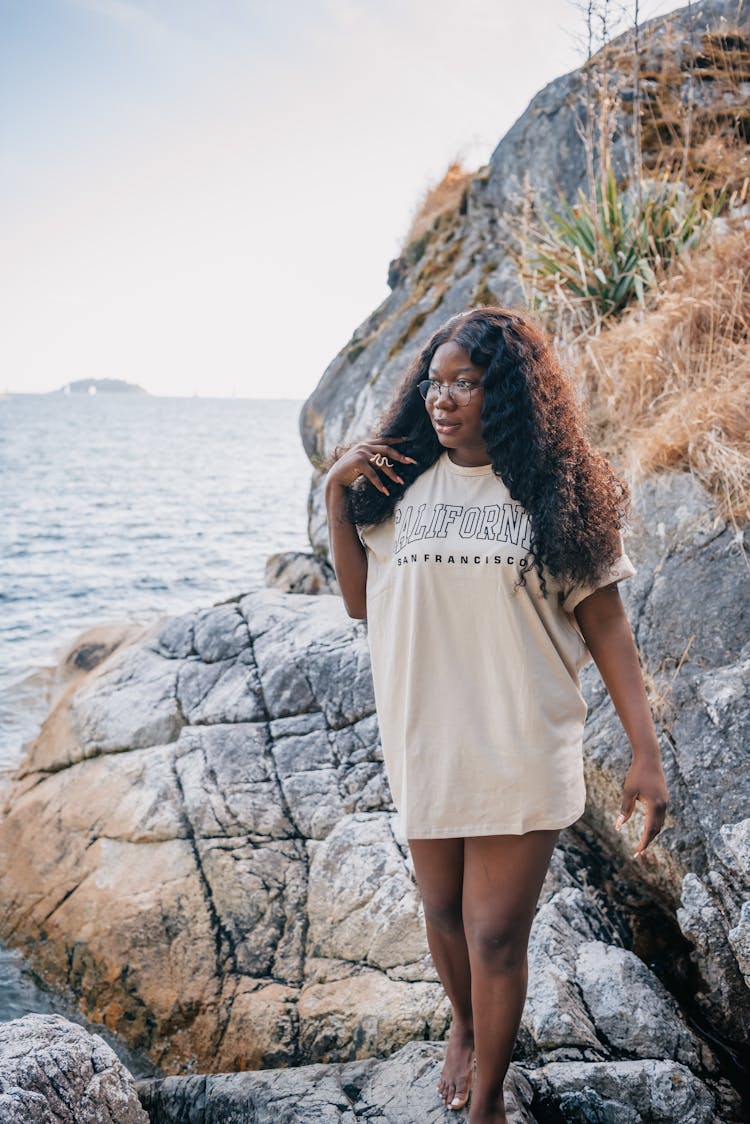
325, 437, 416, 496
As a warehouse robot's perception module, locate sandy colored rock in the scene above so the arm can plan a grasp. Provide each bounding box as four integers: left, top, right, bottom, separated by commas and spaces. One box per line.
297, 970, 450, 1062
266, 550, 340, 595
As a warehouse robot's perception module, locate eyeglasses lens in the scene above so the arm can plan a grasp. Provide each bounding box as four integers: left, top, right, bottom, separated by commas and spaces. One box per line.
418, 380, 471, 407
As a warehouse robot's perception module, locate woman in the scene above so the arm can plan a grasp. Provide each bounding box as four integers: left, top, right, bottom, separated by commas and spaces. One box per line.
324, 307, 668, 1124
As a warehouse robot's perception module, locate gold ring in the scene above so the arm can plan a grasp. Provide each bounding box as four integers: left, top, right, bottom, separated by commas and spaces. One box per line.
382, 457, 393, 468
369, 454, 379, 464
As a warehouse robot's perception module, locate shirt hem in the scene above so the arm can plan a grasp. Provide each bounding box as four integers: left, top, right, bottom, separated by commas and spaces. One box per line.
400, 806, 586, 839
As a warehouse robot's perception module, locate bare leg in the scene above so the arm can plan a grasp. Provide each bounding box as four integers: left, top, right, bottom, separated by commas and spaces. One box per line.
408, 837, 475, 1109
463, 830, 559, 1124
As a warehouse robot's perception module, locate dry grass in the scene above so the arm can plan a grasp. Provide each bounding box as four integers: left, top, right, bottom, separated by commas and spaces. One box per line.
601, 22, 750, 197
571, 223, 750, 522
402, 161, 474, 250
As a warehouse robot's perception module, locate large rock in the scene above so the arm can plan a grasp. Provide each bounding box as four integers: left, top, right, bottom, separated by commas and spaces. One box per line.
0, 591, 406, 1073
136, 1036, 721, 1124
136, 1040, 538, 1123
299, 0, 749, 555
579, 471, 750, 1049
528, 1059, 717, 1123
0, 1014, 147, 1124
265, 550, 340, 595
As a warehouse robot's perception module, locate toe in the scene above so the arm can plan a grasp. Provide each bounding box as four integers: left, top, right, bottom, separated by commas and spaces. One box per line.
453, 1082, 468, 1104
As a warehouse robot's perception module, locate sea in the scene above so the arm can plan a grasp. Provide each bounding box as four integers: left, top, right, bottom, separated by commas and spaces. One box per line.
0, 391, 313, 1072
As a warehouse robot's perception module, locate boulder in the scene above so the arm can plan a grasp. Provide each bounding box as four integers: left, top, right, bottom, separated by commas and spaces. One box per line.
136, 1036, 723, 1123
136, 1040, 538, 1123
0, 1013, 147, 1124
265, 550, 340, 595
0, 592, 412, 1073
528, 1059, 717, 1124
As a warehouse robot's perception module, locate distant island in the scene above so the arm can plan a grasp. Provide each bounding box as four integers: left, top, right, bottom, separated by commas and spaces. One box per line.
53, 378, 147, 395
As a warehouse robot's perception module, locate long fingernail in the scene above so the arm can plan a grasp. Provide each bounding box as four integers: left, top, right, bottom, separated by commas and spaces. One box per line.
395, 476, 404, 483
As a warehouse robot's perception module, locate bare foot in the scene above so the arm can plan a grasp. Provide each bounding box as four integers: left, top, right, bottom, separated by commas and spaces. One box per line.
437, 1018, 475, 1110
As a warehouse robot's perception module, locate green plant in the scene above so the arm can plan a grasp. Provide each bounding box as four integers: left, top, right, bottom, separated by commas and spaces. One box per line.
520, 167, 724, 333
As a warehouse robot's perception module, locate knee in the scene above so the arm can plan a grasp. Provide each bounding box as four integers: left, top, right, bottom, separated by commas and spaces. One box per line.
464, 918, 529, 973
421, 895, 464, 936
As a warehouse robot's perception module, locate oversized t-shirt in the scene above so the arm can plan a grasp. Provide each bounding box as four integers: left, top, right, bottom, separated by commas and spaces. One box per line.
358, 451, 636, 839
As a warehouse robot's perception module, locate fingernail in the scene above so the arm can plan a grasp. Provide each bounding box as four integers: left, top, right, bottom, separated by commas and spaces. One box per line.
395, 476, 404, 484
615, 815, 623, 830
405, 457, 417, 463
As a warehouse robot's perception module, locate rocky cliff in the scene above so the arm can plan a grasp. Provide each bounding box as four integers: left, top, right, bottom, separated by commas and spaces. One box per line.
299, 0, 749, 557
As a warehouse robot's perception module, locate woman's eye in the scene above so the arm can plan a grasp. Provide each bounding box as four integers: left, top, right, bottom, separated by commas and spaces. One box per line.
456, 380, 472, 390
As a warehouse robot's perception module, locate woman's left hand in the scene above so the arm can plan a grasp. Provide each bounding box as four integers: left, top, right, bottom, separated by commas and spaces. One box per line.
616, 757, 669, 859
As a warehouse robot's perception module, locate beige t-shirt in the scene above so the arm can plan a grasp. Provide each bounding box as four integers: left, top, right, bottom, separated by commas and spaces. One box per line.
358, 451, 636, 839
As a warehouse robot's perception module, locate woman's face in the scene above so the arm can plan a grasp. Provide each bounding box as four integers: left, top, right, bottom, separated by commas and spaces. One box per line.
423, 341, 489, 467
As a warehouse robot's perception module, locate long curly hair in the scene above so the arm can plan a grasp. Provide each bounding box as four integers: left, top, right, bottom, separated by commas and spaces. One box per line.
344, 305, 630, 597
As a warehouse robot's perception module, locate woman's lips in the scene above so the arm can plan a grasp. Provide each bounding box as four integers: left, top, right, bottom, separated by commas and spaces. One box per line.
434, 419, 460, 433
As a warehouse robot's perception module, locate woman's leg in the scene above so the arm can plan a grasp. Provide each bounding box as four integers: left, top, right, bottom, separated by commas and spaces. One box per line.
462, 830, 559, 1124
408, 837, 475, 1109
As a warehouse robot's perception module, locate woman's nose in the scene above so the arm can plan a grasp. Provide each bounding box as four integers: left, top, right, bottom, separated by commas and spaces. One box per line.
434, 385, 456, 407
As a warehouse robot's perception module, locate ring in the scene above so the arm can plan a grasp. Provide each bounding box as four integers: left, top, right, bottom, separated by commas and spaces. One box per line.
369, 454, 388, 467
382, 457, 393, 468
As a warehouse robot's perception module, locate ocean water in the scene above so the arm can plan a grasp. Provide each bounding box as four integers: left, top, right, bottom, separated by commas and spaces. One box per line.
0, 392, 313, 1062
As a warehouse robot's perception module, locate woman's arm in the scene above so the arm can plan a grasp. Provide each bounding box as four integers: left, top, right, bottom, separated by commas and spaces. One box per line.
325, 479, 369, 619
324, 438, 414, 620
574, 582, 669, 858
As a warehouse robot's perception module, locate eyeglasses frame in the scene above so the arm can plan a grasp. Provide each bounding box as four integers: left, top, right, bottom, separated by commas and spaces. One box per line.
417, 378, 485, 407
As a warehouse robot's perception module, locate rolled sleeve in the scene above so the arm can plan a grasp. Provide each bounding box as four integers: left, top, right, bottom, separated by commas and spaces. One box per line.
561, 533, 636, 614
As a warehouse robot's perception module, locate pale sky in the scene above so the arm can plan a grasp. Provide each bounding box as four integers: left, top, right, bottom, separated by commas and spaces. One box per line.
1, 0, 685, 399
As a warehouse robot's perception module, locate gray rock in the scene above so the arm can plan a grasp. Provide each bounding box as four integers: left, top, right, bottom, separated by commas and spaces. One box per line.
728, 900, 750, 988
574, 942, 703, 1070
525, 1058, 717, 1123
70, 646, 184, 753
0, 1013, 147, 1124
579, 472, 750, 1044
136, 1040, 538, 1123
522, 885, 713, 1076
676, 872, 748, 1042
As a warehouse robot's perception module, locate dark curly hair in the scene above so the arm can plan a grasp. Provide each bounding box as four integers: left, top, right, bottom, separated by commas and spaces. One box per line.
343, 305, 630, 598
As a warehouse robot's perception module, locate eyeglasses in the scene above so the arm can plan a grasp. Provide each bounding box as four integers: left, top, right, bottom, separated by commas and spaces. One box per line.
417, 378, 484, 407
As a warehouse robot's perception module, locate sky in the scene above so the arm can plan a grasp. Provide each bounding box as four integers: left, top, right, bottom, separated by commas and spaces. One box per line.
1, 0, 687, 399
